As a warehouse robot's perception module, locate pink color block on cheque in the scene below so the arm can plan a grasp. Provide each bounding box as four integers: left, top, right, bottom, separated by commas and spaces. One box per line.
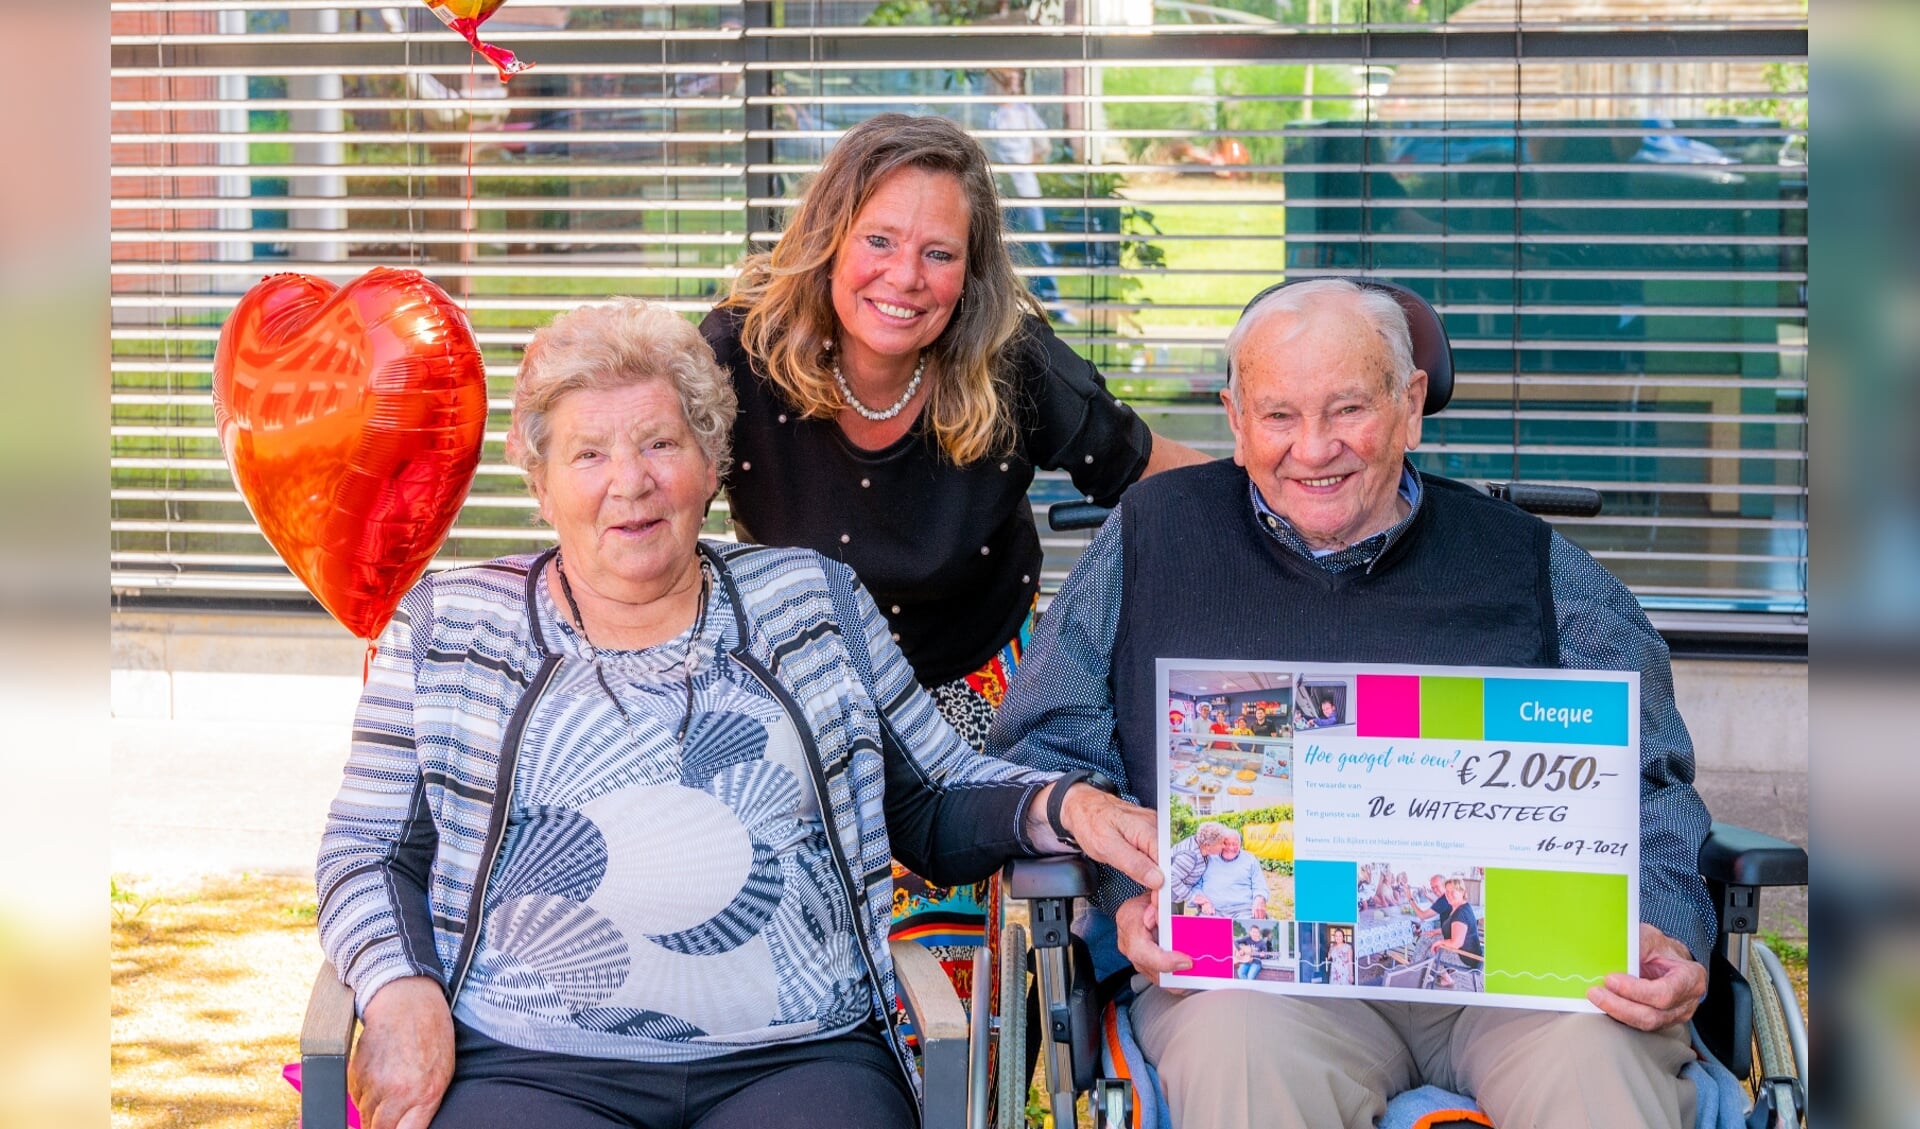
1170, 914, 1235, 979
1357, 674, 1421, 738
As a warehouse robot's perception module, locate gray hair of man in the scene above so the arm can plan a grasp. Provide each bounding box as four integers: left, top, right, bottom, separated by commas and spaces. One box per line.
1223, 279, 1418, 407
1194, 822, 1240, 850
505, 298, 738, 492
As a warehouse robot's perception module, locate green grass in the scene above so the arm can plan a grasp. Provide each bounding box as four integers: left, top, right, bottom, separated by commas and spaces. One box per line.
1126, 200, 1289, 329
1761, 928, 1808, 965
1051, 193, 1288, 338
111, 877, 174, 925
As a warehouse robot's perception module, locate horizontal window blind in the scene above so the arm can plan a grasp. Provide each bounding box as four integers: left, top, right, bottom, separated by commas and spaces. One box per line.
111, 0, 1807, 632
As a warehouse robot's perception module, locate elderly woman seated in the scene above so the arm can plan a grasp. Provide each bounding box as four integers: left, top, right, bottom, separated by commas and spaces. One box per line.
315, 298, 1158, 1129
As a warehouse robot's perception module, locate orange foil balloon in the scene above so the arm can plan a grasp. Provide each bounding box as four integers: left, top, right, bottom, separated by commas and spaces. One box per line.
424, 0, 535, 81
212, 268, 489, 640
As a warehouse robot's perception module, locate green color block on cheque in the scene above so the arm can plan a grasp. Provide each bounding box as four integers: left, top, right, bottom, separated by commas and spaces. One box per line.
1483, 868, 1628, 999
1419, 676, 1484, 740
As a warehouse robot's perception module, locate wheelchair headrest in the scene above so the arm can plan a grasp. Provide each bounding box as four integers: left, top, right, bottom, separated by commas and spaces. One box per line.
1230, 278, 1455, 416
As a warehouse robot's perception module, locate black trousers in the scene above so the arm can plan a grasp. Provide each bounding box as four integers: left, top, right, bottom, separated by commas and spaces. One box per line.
429, 1019, 917, 1129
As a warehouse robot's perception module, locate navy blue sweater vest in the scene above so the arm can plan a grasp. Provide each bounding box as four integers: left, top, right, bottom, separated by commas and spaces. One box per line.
1112, 460, 1559, 808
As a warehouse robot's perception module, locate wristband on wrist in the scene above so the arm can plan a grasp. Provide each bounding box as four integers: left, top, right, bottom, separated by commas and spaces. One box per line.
1045, 769, 1120, 850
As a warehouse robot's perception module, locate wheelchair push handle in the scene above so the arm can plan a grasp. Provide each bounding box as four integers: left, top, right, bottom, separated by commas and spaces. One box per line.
1047, 501, 1114, 532
1474, 481, 1604, 519
1048, 481, 1602, 532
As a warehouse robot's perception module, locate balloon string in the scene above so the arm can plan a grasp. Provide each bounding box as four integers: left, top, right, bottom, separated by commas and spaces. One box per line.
463, 51, 477, 310
405, 23, 417, 269
466, 50, 476, 211
364, 642, 378, 685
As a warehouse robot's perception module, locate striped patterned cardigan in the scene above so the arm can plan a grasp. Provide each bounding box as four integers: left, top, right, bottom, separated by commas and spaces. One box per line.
316, 541, 1057, 1089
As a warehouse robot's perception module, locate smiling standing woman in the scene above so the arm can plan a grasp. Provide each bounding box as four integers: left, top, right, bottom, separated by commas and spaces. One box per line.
700, 113, 1205, 1008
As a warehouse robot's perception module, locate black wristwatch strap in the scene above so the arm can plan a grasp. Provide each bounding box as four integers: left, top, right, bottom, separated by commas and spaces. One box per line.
1046, 769, 1118, 850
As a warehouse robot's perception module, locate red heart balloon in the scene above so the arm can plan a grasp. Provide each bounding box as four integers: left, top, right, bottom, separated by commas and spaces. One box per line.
213, 268, 489, 640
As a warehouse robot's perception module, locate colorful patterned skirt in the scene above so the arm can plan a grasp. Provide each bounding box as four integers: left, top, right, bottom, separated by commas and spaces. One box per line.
890, 603, 1034, 1033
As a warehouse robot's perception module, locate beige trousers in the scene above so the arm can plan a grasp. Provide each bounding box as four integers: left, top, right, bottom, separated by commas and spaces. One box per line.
1130, 985, 1696, 1129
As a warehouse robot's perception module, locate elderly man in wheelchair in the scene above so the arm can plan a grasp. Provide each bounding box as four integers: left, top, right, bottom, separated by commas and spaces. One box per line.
987, 277, 1746, 1129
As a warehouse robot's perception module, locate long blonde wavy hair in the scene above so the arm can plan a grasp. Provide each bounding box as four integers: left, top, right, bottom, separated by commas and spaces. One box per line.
721, 113, 1042, 465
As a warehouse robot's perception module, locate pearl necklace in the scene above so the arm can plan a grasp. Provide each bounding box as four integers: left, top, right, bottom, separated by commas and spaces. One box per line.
833, 354, 926, 422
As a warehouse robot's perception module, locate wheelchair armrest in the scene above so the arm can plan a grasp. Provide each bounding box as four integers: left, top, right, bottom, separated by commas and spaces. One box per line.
1700, 822, 1807, 888
1005, 855, 1094, 901
302, 960, 357, 1057
300, 961, 359, 1129
888, 940, 969, 1129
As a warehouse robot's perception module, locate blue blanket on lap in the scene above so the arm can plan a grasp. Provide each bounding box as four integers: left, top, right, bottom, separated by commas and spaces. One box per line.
1376, 1033, 1748, 1129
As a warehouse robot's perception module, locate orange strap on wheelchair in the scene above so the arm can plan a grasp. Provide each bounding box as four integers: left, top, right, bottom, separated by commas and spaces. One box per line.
1412, 1111, 1493, 1129
1102, 1003, 1143, 1129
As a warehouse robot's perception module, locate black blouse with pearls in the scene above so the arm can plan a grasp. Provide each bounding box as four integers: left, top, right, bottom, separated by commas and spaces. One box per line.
702, 307, 1153, 686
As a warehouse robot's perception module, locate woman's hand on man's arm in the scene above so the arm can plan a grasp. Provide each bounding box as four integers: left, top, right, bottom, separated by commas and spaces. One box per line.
1022, 780, 1163, 897
350, 975, 455, 1129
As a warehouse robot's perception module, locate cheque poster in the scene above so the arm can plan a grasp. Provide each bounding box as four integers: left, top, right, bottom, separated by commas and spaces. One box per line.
1157, 658, 1640, 1012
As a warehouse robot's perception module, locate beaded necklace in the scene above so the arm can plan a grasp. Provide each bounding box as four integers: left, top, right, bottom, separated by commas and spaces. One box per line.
553, 550, 711, 741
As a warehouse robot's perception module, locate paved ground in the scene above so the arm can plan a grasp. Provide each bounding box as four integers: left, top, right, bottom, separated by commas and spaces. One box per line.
112, 716, 350, 880
1695, 768, 1809, 939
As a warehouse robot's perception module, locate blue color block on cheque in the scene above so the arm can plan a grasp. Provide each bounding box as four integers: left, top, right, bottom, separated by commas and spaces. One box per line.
1294, 859, 1360, 925
1483, 678, 1630, 746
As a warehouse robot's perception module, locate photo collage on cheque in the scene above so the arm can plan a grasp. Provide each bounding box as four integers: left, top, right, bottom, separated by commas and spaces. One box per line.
1167, 667, 1492, 993
1165, 667, 1308, 983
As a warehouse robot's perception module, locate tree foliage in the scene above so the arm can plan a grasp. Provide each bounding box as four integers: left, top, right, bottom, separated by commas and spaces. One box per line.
1098, 63, 1359, 170
1168, 798, 1294, 845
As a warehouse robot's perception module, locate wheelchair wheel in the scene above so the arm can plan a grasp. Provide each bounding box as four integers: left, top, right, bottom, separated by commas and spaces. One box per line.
1747, 939, 1805, 1126
995, 922, 1029, 1129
